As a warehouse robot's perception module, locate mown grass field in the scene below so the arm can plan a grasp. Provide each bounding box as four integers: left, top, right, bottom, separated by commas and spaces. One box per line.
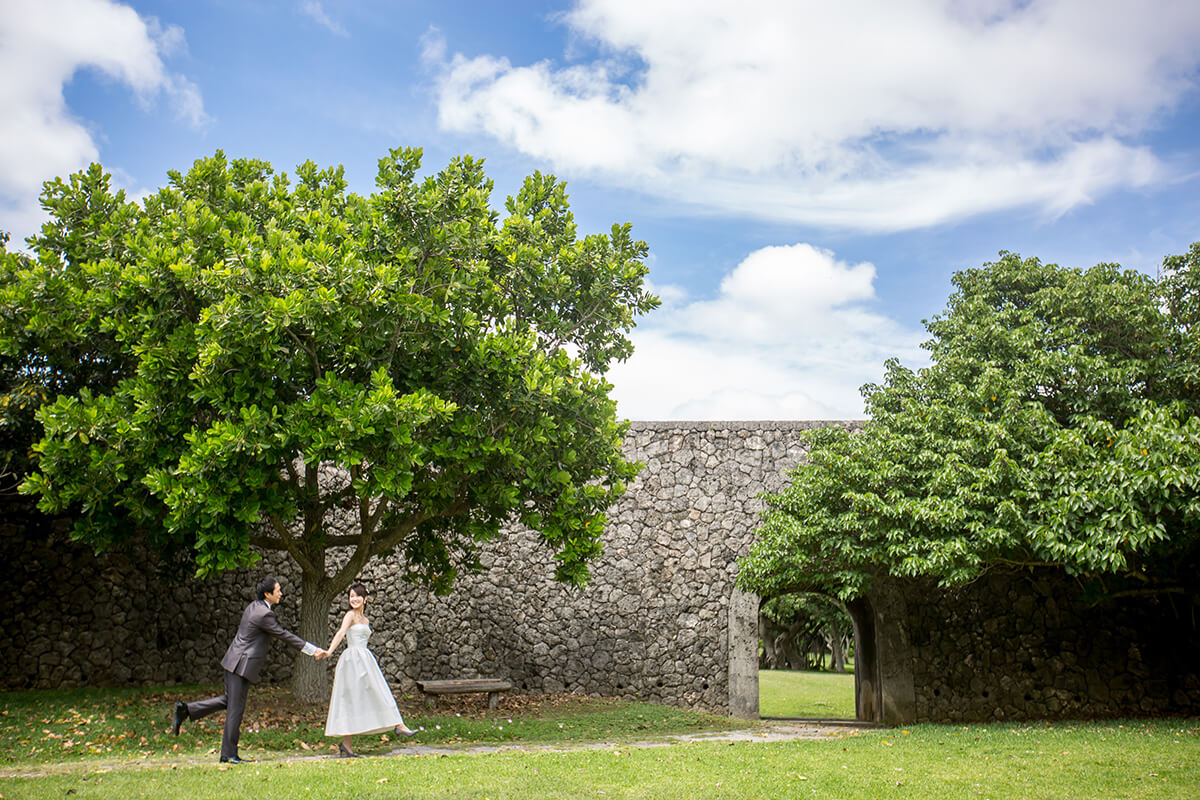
2, 685, 1197, 799
758, 668, 857, 719
0, 685, 745, 764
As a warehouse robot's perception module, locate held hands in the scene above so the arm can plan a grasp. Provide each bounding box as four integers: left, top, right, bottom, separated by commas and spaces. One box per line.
313, 649, 329, 661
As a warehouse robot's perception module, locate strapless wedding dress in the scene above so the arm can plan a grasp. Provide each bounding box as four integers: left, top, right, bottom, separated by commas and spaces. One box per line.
325, 624, 406, 736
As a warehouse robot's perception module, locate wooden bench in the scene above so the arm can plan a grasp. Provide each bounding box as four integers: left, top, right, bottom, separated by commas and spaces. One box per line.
416, 678, 513, 709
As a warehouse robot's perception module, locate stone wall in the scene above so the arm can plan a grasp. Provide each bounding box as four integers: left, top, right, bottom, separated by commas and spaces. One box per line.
5, 419, 1197, 725
0, 518, 304, 689
0, 422, 833, 715
357, 422, 836, 714
866, 572, 1200, 723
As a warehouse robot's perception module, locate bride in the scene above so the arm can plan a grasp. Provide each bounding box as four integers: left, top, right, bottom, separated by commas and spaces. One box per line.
323, 582, 417, 757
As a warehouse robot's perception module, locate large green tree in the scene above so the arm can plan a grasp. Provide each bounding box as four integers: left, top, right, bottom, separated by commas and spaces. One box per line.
1, 149, 658, 699
739, 246, 1200, 604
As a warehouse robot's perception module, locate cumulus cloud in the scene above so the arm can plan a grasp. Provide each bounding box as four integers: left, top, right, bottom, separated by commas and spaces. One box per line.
0, 0, 207, 242
606, 244, 926, 420
428, 0, 1200, 231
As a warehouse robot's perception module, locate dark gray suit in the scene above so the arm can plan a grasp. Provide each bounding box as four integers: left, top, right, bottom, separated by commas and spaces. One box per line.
186, 599, 311, 760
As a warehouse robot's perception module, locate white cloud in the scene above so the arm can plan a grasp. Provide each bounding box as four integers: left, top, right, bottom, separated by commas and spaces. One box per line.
606, 244, 926, 420
299, 1, 348, 37
0, 0, 207, 243
428, 0, 1200, 231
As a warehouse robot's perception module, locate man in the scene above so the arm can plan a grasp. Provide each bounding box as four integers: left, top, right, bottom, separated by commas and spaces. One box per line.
172, 575, 328, 763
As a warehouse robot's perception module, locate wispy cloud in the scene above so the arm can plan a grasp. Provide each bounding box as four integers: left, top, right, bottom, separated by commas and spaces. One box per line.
427, 0, 1200, 231
300, 0, 348, 37
0, 0, 208, 242
607, 244, 927, 420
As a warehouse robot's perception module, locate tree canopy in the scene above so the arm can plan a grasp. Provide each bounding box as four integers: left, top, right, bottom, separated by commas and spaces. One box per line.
738, 246, 1200, 603
1, 149, 658, 697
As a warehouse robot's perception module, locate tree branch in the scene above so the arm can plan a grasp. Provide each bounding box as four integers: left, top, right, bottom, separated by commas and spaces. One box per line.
993, 558, 1068, 569
283, 456, 302, 501
285, 326, 322, 379
318, 534, 389, 548
317, 483, 357, 522
1107, 586, 1187, 599
303, 459, 319, 535
382, 312, 409, 369
249, 534, 282, 550
324, 464, 382, 593
368, 509, 435, 560
267, 513, 319, 576
364, 493, 389, 536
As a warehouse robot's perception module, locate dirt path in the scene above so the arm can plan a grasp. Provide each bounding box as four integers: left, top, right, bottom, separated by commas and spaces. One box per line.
373, 719, 875, 757
0, 720, 880, 778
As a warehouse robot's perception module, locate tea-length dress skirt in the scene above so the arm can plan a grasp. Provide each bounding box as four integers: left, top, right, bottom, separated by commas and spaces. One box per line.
325, 624, 406, 736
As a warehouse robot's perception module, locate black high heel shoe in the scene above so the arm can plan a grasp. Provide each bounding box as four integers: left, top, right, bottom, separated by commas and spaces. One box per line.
394, 725, 417, 738
338, 743, 360, 758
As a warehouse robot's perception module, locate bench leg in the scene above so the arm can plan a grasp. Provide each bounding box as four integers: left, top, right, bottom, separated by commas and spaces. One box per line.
424, 693, 437, 709
487, 691, 499, 709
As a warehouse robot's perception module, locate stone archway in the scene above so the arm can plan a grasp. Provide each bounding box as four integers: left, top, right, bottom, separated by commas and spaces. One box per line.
731, 586, 877, 722
848, 583, 916, 725
844, 596, 882, 722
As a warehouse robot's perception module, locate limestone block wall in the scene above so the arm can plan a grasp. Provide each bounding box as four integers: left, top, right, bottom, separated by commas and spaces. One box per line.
871, 573, 1200, 723
8, 418, 1195, 725
347, 421, 830, 713
0, 521, 303, 688
0, 422, 832, 714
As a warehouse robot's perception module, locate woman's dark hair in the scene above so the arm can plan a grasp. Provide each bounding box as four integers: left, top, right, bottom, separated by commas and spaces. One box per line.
349, 582, 368, 600
255, 575, 279, 601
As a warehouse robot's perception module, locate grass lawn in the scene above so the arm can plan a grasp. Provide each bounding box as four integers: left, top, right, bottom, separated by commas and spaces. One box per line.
759, 669, 856, 719
2, 718, 1197, 799
0, 685, 747, 764
2, 686, 1198, 799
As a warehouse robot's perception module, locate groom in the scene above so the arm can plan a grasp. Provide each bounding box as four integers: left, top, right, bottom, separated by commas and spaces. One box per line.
172, 575, 328, 763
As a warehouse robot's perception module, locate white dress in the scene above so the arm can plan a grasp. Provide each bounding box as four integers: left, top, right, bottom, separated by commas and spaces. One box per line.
325, 623, 406, 736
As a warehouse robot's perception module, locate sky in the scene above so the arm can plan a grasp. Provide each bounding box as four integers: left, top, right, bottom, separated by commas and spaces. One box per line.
2, 0, 1199, 421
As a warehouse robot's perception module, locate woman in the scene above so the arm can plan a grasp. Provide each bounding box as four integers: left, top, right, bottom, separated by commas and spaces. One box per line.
324, 583, 417, 757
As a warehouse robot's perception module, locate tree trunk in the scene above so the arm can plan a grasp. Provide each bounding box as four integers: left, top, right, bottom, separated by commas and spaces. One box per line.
759, 616, 779, 669
292, 570, 335, 703
829, 619, 847, 673
806, 632, 827, 670
781, 620, 810, 670
780, 631, 804, 671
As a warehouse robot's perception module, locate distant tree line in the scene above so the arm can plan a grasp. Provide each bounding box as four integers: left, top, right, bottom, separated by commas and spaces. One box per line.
759, 594, 851, 673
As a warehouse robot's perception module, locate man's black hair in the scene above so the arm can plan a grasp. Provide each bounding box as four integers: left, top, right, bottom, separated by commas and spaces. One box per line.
255, 575, 279, 601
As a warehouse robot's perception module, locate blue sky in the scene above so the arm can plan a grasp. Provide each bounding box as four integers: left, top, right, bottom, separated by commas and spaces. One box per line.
2, 0, 1199, 420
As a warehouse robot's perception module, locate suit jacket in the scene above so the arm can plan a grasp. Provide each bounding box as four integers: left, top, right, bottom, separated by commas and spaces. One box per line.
220, 599, 308, 683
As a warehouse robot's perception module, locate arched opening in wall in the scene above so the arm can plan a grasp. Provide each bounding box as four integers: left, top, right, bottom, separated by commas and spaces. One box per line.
756, 592, 863, 721
843, 595, 882, 723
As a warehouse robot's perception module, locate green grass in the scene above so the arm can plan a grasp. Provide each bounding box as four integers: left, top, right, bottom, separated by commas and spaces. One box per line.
3, 686, 1198, 799
0, 684, 747, 764
759, 669, 856, 719
3, 719, 1197, 799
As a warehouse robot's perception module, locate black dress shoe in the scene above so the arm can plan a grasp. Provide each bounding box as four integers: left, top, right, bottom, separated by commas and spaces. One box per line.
172, 701, 188, 735
338, 743, 360, 758
219, 756, 251, 764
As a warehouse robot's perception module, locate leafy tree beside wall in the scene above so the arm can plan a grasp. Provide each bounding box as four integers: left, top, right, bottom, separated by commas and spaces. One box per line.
0, 149, 659, 700
739, 245, 1200, 606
